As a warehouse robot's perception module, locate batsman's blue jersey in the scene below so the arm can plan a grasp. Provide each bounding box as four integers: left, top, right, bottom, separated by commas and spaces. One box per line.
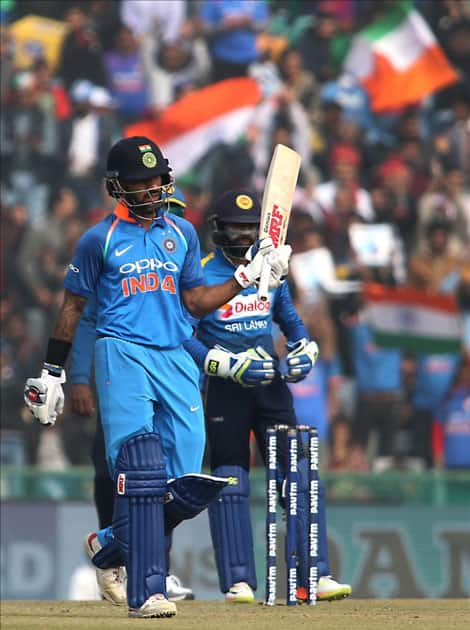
65, 204, 206, 477
64, 203, 203, 348
196, 249, 307, 354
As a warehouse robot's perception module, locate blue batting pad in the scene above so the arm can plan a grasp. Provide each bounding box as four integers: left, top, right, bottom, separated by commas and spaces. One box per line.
208, 466, 257, 593
164, 473, 229, 532
112, 433, 167, 609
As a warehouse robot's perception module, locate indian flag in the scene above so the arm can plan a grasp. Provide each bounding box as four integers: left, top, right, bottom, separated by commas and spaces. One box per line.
344, 0, 457, 112
364, 283, 463, 353
125, 78, 262, 175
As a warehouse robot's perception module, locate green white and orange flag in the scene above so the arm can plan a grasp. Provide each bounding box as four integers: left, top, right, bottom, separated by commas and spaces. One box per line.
364, 283, 463, 353
125, 77, 262, 175
344, 0, 458, 112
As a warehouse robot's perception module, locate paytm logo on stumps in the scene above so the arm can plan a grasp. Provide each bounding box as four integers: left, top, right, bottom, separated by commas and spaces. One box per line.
217, 294, 271, 321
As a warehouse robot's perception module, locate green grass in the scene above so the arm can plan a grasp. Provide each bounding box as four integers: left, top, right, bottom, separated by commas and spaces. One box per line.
1, 600, 469, 630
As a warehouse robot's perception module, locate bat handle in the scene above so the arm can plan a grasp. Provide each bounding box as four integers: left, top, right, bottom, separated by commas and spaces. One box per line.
257, 257, 271, 302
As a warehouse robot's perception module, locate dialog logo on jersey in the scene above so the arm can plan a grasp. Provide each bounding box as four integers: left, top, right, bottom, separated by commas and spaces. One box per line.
217, 294, 271, 321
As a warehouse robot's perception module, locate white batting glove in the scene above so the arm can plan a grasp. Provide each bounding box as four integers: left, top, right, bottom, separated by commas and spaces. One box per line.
234, 237, 274, 288
283, 338, 319, 383
24, 368, 66, 426
204, 345, 275, 386
267, 244, 292, 288
244, 243, 292, 290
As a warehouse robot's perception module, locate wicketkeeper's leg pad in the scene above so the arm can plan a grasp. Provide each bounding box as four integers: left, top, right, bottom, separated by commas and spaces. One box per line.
112, 432, 167, 609
208, 465, 257, 593
164, 473, 229, 533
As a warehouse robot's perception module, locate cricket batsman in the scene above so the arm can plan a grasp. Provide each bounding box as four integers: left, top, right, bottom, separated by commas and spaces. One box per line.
23, 137, 290, 618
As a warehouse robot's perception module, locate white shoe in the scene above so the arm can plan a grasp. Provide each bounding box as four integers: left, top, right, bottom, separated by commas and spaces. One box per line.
225, 581, 255, 603
128, 593, 177, 618
317, 575, 352, 601
84, 532, 127, 606
166, 574, 195, 601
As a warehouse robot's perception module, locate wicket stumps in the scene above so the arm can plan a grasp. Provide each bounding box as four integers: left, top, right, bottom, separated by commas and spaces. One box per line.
265, 424, 320, 606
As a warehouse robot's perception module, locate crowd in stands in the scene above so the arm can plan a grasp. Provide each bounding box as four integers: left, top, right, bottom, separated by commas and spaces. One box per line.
1, 0, 469, 474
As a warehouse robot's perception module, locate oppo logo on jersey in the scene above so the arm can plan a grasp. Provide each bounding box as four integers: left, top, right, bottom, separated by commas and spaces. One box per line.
218, 293, 271, 321
119, 257, 179, 274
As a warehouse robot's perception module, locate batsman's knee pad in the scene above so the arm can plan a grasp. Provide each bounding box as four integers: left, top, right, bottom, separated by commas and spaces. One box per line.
164, 473, 229, 533
112, 433, 167, 609
208, 465, 257, 593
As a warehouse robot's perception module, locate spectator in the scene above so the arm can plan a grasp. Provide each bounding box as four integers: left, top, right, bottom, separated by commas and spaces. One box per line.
103, 25, 150, 126
199, 0, 269, 82
250, 86, 313, 187
120, 0, 186, 43
17, 187, 81, 341
416, 160, 470, 256
152, 38, 211, 105
62, 80, 113, 214
346, 302, 404, 466
277, 47, 319, 119
375, 157, 416, 250
0, 71, 52, 226
297, 7, 339, 83
412, 352, 461, 468
408, 218, 463, 293
56, 4, 106, 89
432, 355, 470, 470
313, 143, 374, 223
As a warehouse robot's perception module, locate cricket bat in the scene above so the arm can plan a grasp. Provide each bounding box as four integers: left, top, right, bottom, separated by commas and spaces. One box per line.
257, 144, 301, 302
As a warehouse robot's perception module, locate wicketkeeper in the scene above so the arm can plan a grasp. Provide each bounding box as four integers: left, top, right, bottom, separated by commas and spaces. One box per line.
184, 190, 352, 603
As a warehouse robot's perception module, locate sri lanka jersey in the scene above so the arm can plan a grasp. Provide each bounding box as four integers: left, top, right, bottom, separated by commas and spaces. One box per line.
64, 204, 203, 348
196, 248, 307, 355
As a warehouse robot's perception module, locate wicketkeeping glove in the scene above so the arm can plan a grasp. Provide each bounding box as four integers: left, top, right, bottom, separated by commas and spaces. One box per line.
283, 338, 319, 383
24, 368, 66, 426
204, 345, 275, 386
234, 237, 274, 289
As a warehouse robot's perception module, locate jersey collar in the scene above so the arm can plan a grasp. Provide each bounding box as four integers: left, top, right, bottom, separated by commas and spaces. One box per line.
113, 203, 166, 228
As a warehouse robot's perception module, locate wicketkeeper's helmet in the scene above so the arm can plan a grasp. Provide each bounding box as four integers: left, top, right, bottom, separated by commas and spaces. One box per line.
207, 190, 261, 258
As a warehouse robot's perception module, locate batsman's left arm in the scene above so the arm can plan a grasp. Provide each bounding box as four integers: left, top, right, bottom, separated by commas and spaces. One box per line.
24, 290, 88, 426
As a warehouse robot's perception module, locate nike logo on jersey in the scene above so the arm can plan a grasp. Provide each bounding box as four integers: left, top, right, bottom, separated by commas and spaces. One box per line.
115, 245, 133, 257
190, 405, 200, 412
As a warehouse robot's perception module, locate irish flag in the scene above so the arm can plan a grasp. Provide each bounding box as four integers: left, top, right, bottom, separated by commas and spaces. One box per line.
125, 78, 262, 175
344, 0, 457, 112
364, 284, 462, 353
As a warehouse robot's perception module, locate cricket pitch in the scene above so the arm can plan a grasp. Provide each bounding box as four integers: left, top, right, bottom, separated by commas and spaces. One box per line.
1, 599, 469, 630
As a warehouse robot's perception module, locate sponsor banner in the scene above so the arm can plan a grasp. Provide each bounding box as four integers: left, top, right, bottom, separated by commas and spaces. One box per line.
1, 502, 468, 599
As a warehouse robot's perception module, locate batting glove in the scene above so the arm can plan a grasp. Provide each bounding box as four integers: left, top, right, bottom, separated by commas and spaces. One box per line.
234, 237, 274, 288
24, 368, 66, 426
267, 244, 292, 287
283, 338, 319, 383
244, 243, 292, 290
204, 345, 275, 386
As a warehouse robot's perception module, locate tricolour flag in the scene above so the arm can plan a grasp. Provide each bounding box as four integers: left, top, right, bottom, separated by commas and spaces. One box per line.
125, 78, 262, 175
344, 0, 457, 112
364, 283, 462, 353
